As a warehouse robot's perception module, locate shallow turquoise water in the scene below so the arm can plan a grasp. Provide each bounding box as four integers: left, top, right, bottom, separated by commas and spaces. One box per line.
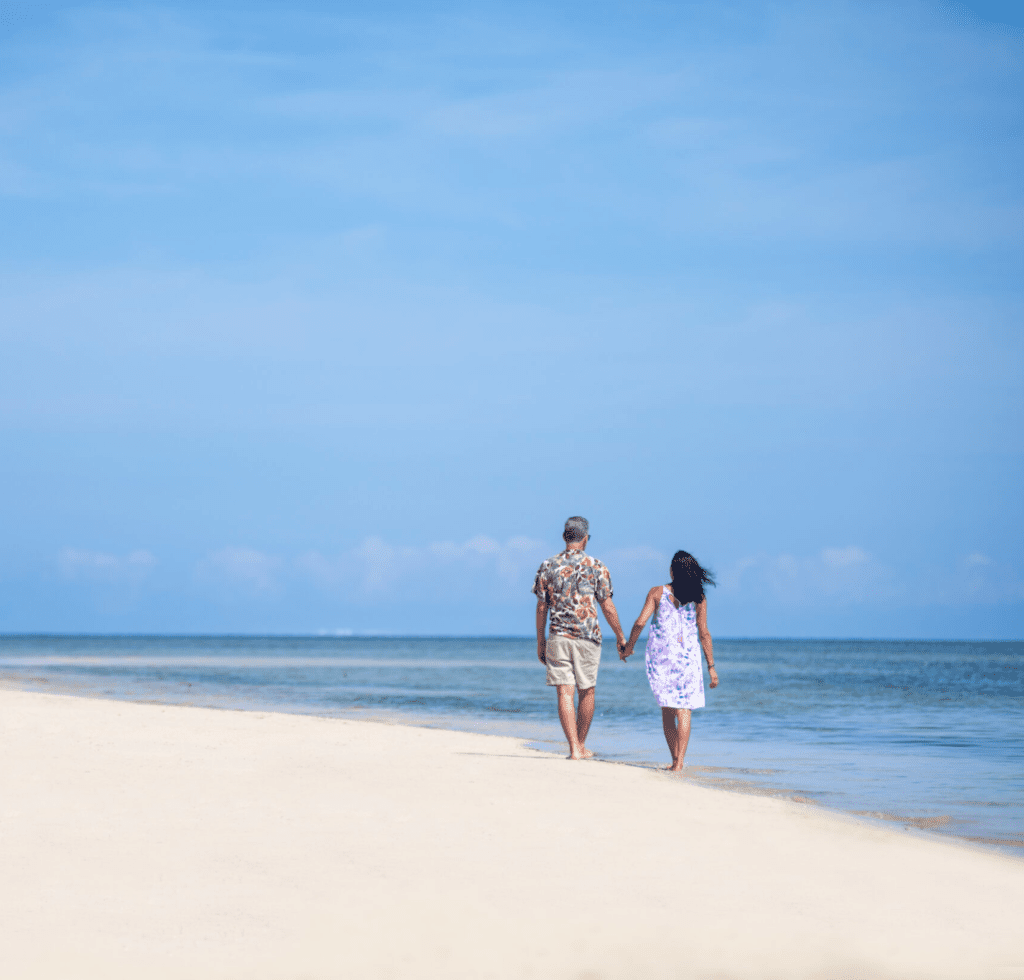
2, 635, 1021, 852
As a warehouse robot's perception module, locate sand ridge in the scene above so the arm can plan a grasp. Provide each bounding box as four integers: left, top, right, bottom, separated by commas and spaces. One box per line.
2, 688, 1022, 979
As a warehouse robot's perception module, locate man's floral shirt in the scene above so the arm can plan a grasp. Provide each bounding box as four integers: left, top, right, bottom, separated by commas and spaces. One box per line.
532, 550, 613, 644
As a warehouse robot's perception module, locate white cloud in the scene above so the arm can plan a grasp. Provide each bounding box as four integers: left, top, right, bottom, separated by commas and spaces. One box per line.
429, 535, 500, 561
350, 536, 422, 593
293, 550, 343, 589
721, 546, 1024, 607
496, 536, 550, 585
296, 535, 549, 600
960, 556, 1024, 604
721, 546, 892, 605
58, 548, 156, 582
821, 546, 869, 568
295, 537, 697, 606
197, 546, 280, 593
429, 535, 547, 586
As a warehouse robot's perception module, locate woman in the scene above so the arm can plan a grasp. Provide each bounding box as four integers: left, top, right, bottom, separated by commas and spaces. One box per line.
621, 550, 717, 771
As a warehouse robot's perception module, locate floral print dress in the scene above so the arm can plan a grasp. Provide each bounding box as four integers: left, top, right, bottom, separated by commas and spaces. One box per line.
645, 587, 705, 709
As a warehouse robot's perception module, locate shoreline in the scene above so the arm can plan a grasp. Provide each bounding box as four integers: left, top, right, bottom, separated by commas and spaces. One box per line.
3, 687, 1024, 979
4, 673, 1022, 858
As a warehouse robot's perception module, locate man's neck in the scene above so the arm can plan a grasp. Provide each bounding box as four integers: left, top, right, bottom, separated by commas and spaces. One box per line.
564, 543, 586, 553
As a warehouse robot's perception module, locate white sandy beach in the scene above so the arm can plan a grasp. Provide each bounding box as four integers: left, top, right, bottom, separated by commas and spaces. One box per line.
2, 688, 1022, 980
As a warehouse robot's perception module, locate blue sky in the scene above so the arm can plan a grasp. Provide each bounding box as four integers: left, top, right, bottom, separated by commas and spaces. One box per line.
1, 0, 1021, 637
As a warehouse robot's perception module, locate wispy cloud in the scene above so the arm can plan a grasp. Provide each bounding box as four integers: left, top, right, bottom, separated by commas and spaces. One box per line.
959, 553, 1024, 604
2, 2, 1019, 247
283, 537, 690, 606
196, 546, 280, 594
57, 547, 157, 582
821, 546, 869, 569
721, 547, 1024, 607
296, 534, 549, 600
720, 546, 897, 605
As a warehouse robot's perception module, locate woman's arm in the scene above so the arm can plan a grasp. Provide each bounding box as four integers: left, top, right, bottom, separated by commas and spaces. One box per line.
621, 587, 661, 660
696, 598, 718, 688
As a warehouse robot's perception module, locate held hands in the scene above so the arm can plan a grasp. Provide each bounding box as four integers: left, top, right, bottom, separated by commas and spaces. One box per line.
618, 637, 633, 661
708, 665, 719, 689
537, 640, 547, 665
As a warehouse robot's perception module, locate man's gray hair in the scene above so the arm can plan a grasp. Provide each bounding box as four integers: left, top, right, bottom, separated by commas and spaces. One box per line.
563, 516, 590, 543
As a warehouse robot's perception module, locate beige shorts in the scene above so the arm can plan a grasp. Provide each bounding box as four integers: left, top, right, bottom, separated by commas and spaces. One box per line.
545, 634, 602, 689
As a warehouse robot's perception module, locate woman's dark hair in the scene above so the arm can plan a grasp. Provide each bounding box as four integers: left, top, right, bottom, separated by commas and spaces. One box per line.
669, 550, 716, 606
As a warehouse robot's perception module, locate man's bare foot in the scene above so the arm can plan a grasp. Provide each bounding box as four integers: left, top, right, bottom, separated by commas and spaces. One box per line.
667, 762, 685, 773
581, 747, 594, 759
568, 747, 595, 760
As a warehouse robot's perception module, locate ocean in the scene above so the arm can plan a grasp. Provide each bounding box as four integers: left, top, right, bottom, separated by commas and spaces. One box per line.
1, 635, 1021, 854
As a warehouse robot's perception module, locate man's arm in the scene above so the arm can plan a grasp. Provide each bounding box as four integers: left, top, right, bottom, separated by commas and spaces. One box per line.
536, 598, 549, 664
597, 596, 627, 652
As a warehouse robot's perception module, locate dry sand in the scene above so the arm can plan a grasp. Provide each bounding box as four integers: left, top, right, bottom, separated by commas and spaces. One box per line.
2, 688, 1022, 980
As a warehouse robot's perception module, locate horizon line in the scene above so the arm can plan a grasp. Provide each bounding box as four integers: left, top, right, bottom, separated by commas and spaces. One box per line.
0, 632, 1020, 643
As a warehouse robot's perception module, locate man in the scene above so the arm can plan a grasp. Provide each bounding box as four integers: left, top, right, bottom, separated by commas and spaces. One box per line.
532, 516, 626, 760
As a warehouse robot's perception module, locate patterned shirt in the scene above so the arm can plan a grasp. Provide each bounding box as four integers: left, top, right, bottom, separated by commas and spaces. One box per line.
532, 550, 613, 645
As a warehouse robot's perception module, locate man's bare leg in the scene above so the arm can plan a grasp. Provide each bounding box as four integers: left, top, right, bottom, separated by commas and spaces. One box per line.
556, 684, 589, 760
576, 687, 595, 758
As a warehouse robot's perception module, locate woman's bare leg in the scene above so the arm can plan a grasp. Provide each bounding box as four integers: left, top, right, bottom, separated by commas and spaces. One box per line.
669, 709, 692, 772
660, 707, 678, 764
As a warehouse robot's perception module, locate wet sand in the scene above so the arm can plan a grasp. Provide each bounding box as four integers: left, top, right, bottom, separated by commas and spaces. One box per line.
2, 688, 1022, 980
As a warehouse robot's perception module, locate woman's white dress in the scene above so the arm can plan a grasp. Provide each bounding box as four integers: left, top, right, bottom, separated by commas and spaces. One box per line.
645, 587, 705, 709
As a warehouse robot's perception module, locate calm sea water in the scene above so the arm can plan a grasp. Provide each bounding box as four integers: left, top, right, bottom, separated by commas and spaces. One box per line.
2, 635, 1021, 853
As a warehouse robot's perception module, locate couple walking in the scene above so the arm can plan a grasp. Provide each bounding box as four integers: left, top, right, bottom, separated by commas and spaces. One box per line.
533, 516, 718, 769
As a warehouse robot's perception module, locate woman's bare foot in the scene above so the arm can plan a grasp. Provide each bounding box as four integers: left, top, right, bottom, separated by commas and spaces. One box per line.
667, 762, 685, 773
567, 747, 595, 760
